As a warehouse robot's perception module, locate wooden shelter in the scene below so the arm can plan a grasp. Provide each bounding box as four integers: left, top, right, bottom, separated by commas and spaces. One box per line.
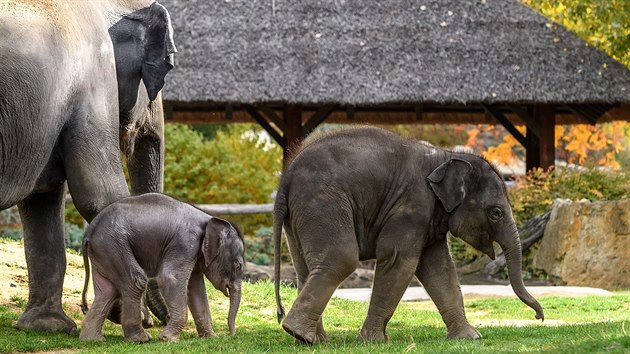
159, 0, 630, 169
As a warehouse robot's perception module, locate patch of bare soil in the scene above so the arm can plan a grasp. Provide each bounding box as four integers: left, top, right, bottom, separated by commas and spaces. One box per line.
0, 240, 88, 313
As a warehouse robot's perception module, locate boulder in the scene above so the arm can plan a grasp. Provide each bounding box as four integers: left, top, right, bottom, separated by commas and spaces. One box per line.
534, 199, 630, 289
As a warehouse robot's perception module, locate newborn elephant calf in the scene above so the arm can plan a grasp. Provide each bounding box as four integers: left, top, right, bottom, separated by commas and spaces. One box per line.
80, 193, 244, 342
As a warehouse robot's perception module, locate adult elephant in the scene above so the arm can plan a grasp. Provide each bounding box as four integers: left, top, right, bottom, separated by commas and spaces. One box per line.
0, 0, 176, 333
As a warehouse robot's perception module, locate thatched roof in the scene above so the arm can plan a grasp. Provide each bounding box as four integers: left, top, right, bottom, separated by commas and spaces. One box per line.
160, 0, 630, 106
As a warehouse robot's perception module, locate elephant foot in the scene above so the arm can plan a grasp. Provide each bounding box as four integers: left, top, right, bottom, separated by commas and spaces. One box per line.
125, 330, 152, 343
282, 314, 318, 345
316, 329, 329, 343
446, 323, 482, 340
79, 332, 106, 342
17, 308, 77, 334
159, 329, 181, 342
359, 326, 389, 343
198, 329, 216, 338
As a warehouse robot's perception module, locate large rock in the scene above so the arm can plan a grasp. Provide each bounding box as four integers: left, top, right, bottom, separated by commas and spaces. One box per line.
534, 199, 630, 289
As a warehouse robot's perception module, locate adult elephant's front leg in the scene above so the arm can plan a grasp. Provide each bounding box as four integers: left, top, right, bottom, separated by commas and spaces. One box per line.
415, 241, 481, 339
16, 185, 76, 333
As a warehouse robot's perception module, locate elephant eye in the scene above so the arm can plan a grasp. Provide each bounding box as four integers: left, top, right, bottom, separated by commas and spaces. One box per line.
488, 207, 503, 222
234, 262, 243, 273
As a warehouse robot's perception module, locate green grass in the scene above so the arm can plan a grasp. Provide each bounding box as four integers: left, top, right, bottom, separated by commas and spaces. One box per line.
0, 282, 628, 353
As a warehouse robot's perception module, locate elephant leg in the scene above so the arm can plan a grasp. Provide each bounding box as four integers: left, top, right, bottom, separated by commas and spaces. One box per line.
16, 185, 76, 333
360, 230, 420, 343
282, 227, 358, 345
187, 271, 214, 338
120, 264, 151, 343
157, 273, 189, 341
146, 278, 169, 325
415, 241, 481, 339
285, 228, 328, 343
79, 271, 119, 341
62, 122, 128, 223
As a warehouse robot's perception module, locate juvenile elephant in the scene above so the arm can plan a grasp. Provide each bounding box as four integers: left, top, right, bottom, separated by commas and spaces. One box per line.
80, 193, 244, 342
0, 0, 176, 332
273, 127, 544, 344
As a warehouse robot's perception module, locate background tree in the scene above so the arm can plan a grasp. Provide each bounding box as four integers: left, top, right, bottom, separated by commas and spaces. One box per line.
463, 1, 630, 169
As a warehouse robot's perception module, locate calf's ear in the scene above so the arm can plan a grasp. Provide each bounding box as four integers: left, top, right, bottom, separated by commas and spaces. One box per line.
427, 159, 473, 213
202, 217, 232, 267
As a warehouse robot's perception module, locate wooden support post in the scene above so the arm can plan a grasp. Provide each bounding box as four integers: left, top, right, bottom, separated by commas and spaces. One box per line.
283, 104, 303, 164
163, 102, 174, 121
525, 104, 555, 171
538, 104, 556, 170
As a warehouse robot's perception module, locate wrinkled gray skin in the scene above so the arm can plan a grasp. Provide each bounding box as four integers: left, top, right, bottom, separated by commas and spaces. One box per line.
80, 193, 244, 343
274, 127, 544, 344
0, 0, 176, 333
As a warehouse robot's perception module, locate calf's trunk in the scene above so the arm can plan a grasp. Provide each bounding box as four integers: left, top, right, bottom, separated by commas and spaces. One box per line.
227, 280, 242, 335
496, 224, 544, 320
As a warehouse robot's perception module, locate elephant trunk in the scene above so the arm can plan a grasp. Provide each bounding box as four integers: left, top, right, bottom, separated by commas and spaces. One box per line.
227, 280, 242, 336
125, 97, 164, 194
496, 223, 544, 321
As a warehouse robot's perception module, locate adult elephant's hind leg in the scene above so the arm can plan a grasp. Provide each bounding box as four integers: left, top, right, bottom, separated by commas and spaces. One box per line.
282, 226, 358, 344
16, 185, 76, 333
360, 228, 420, 343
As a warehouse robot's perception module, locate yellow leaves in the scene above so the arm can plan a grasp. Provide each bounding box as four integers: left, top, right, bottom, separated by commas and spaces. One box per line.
560, 123, 627, 168
465, 127, 480, 148
466, 121, 628, 169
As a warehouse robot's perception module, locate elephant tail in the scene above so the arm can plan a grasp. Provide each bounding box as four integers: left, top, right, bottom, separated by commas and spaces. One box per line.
81, 237, 90, 315
273, 186, 288, 323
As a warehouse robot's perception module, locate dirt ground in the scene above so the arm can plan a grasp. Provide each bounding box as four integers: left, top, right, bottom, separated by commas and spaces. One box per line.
0, 241, 87, 313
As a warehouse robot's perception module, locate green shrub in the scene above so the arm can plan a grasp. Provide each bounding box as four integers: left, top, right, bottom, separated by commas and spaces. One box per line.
509, 166, 630, 225
163, 123, 282, 235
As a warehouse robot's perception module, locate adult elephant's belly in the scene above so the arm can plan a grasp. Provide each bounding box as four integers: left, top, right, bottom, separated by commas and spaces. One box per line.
0, 140, 65, 209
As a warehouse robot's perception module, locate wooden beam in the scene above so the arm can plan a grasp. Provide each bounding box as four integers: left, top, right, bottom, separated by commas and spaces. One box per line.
565, 104, 598, 124
508, 104, 541, 137
303, 105, 335, 135
258, 106, 286, 131
243, 105, 286, 148
225, 104, 233, 120
415, 104, 424, 121
346, 106, 355, 120
482, 104, 526, 146
163, 102, 174, 121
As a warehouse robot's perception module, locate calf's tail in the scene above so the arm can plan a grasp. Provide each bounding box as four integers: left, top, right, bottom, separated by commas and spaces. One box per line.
81, 238, 90, 314
274, 186, 288, 323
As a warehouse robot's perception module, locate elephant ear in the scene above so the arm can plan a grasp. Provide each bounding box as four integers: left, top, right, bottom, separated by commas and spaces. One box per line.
427, 159, 473, 213
140, 2, 177, 101
117, 2, 177, 102
202, 217, 232, 268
